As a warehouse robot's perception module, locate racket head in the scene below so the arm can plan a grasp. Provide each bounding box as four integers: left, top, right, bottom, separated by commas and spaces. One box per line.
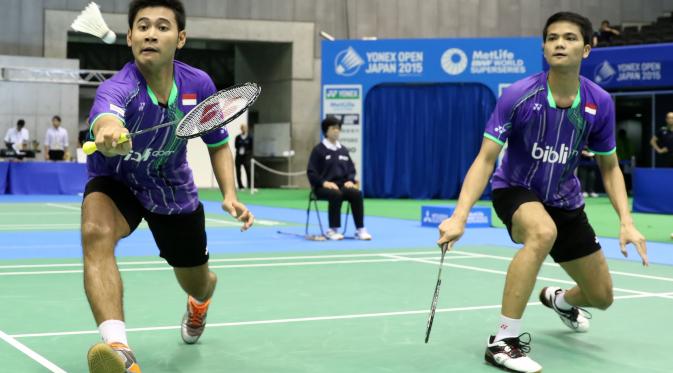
175, 82, 261, 139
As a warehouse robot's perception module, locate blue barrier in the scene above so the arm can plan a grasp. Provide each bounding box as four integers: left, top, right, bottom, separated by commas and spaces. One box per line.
0, 162, 8, 194
633, 167, 673, 214
1, 162, 87, 195
421, 205, 492, 228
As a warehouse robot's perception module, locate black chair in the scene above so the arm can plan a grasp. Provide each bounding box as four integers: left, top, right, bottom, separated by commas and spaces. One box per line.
305, 189, 351, 238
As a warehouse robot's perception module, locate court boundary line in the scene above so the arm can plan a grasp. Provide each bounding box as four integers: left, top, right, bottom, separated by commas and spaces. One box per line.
0, 329, 66, 372
380, 253, 673, 300
10, 291, 673, 339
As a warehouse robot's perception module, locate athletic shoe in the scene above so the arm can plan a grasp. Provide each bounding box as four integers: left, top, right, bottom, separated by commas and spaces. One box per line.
539, 286, 591, 332
485, 333, 542, 373
181, 296, 211, 344
582, 192, 589, 198
87, 342, 141, 373
589, 192, 599, 198
355, 227, 372, 240
325, 228, 344, 240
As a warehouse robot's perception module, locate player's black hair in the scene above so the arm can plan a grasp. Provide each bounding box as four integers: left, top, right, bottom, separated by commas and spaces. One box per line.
52, 115, 61, 122
129, 0, 186, 31
16, 119, 25, 127
543, 12, 593, 46
321, 116, 342, 135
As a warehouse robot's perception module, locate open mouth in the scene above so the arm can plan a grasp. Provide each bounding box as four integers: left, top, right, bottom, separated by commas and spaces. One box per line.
141, 47, 158, 53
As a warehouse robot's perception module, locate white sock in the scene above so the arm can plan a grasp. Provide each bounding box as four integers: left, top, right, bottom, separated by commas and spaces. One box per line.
494, 315, 521, 342
554, 291, 574, 311
98, 320, 128, 346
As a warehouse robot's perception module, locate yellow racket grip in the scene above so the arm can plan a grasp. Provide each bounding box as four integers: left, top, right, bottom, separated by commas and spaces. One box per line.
82, 133, 130, 155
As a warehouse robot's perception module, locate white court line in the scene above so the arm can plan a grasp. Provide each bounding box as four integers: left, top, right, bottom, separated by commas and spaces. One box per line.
205, 217, 282, 226
10, 291, 673, 339
45, 203, 80, 211
0, 255, 474, 276
454, 250, 673, 283
0, 212, 77, 216
0, 329, 66, 372
381, 254, 673, 300
0, 250, 444, 269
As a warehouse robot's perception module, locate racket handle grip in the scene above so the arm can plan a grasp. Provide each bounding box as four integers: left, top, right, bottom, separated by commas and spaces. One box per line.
82, 133, 130, 155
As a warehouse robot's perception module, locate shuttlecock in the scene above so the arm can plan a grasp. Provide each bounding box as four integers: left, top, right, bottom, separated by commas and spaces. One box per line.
70, 2, 116, 44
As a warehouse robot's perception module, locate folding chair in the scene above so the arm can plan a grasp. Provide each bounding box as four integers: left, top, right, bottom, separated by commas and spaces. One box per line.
305, 189, 351, 238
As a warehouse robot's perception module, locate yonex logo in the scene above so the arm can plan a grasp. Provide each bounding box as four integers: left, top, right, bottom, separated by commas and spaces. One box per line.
441, 48, 468, 75
533, 103, 542, 111
335, 47, 365, 76
494, 125, 507, 134
594, 60, 616, 85
531, 142, 571, 164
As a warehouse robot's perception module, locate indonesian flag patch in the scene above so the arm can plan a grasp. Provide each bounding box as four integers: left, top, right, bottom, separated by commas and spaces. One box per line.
584, 103, 597, 116
182, 93, 197, 106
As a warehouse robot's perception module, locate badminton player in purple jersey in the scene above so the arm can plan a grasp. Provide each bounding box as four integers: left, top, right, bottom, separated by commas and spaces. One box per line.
437, 12, 648, 373
81, 1, 254, 372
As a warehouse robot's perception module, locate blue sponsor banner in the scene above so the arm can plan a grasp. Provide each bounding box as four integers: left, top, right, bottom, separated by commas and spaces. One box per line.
580, 43, 673, 90
420, 206, 491, 228
322, 37, 542, 97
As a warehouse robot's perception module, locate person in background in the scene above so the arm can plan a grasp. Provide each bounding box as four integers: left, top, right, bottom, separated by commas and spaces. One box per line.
650, 111, 673, 168
307, 116, 372, 241
234, 123, 253, 189
578, 147, 599, 198
44, 115, 69, 161
597, 20, 620, 43
4, 119, 30, 153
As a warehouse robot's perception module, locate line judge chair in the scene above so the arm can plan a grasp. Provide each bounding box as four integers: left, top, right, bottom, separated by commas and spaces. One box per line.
305, 189, 352, 238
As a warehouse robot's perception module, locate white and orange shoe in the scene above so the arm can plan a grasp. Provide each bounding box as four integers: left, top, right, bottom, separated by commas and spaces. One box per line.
181, 296, 211, 344
87, 342, 141, 373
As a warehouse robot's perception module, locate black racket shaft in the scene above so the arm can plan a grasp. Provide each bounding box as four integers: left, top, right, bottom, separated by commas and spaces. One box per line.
425, 243, 449, 343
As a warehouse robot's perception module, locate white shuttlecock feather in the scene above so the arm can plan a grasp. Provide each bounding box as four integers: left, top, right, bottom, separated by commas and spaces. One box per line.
70, 2, 116, 44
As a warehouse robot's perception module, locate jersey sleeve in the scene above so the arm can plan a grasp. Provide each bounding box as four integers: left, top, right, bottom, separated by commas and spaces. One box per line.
587, 95, 617, 155
88, 81, 127, 139
483, 87, 517, 146
198, 76, 231, 147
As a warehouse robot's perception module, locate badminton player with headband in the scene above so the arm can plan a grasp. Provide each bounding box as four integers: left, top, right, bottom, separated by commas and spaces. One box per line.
81, 1, 255, 372
435, 12, 647, 373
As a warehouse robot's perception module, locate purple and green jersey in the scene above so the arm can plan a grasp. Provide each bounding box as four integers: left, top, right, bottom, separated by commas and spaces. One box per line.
88, 61, 229, 214
484, 72, 616, 209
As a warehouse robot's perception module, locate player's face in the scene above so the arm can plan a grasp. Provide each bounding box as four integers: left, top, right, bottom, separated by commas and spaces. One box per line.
666, 113, 673, 126
128, 7, 186, 68
543, 21, 590, 70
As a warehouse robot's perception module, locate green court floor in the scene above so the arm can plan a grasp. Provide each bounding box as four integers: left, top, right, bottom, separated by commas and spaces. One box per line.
2, 246, 671, 372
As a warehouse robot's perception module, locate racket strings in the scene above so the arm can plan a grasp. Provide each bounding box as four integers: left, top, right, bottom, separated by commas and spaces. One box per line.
176, 83, 260, 138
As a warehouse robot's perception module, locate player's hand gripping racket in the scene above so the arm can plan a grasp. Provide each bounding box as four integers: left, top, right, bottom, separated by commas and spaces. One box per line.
83, 82, 261, 155
425, 242, 451, 343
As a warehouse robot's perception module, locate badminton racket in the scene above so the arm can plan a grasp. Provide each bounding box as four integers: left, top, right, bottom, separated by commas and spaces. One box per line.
425, 242, 450, 343
83, 82, 260, 155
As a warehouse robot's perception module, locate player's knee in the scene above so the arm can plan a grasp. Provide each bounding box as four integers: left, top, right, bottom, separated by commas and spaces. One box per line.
81, 221, 115, 246
528, 224, 557, 248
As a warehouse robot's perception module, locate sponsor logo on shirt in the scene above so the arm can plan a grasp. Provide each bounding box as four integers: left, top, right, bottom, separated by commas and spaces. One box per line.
109, 104, 125, 117
182, 93, 197, 106
325, 155, 331, 160
531, 142, 572, 164
338, 155, 349, 161
123, 148, 176, 163
533, 103, 542, 111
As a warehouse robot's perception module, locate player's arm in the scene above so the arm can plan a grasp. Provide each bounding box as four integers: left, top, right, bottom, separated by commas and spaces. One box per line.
208, 144, 254, 231
91, 115, 131, 157
596, 152, 648, 266
437, 138, 501, 248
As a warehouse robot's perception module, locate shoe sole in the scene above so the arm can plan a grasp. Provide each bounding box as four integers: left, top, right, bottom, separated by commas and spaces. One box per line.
87, 343, 125, 373
484, 353, 542, 373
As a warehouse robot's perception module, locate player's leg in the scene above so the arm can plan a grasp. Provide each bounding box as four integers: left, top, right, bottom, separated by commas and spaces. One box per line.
340, 187, 371, 240
539, 208, 608, 332
243, 155, 252, 189
82, 177, 143, 373
314, 187, 344, 240
486, 187, 554, 373
145, 202, 216, 344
